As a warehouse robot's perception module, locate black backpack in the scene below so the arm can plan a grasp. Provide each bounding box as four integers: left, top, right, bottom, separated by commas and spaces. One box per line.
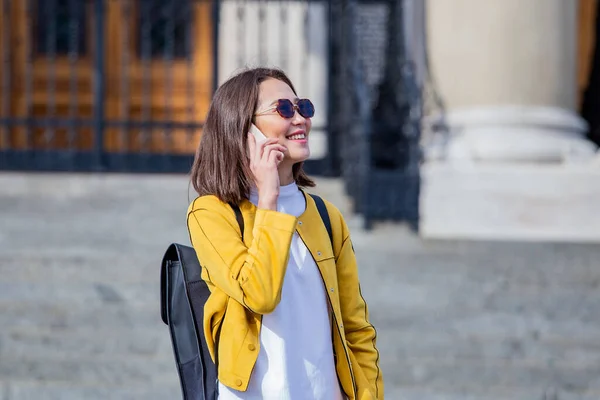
160, 194, 333, 400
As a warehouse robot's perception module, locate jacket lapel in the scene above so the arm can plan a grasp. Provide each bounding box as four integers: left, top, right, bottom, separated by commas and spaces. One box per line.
296, 192, 336, 279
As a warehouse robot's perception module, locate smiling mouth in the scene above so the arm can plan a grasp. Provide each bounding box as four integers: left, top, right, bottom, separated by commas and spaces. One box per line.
287, 133, 306, 140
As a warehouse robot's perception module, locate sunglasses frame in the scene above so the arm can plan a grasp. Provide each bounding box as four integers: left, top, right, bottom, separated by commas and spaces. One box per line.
254, 98, 315, 119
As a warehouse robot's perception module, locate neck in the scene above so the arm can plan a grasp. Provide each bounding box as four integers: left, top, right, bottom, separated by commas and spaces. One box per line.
278, 163, 295, 186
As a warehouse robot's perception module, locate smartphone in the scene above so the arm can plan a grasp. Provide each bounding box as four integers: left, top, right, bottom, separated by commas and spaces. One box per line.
249, 123, 268, 145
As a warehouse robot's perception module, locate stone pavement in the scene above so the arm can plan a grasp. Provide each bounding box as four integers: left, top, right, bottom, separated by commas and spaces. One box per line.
1, 173, 599, 400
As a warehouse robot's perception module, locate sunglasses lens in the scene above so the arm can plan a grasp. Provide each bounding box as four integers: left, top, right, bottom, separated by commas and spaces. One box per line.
297, 99, 315, 118
274, 99, 315, 118
276, 100, 295, 118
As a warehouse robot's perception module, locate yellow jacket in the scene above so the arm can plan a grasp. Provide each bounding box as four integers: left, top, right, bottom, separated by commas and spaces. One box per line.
186, 192, 384, 399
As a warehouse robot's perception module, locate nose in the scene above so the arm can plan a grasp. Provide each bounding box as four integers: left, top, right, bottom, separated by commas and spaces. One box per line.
291, 107, 307, 125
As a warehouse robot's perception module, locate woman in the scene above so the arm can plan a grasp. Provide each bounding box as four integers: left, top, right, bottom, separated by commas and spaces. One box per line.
187, 67, 383, 399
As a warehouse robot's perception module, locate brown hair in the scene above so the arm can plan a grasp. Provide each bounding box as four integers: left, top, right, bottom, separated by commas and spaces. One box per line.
190, 67, 315, 205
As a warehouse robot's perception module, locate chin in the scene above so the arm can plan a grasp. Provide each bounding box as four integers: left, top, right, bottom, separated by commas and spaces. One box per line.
289, 149, 310, 164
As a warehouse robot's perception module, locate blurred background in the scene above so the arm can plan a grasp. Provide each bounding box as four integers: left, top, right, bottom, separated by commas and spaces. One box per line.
1, 0, 600, 399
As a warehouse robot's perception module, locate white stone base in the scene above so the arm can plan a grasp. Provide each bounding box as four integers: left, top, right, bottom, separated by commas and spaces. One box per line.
419, 163, 600, 243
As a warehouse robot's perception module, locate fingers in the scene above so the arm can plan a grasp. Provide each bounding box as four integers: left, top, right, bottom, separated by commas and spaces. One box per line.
257, 138, 279, 156
248, 134, 286, 168
268, 148, 285, 165
263, 144, 286, 165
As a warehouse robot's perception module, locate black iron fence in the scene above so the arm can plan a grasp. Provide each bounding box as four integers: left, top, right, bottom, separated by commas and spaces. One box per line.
330, 0, 422, 229
0, 0, 422, 229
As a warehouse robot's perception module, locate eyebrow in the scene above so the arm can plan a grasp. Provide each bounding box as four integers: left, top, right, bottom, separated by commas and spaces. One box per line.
267, 97, 299, 107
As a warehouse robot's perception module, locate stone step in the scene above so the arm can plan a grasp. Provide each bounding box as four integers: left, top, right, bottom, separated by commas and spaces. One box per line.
0, 303, 162, 332
3, 381, 600, 400
359, 281, 600, 333
2, 355, 599, 398
370, 303, 600, 337
5, 250, 599, 292
2, 327, 174, 361
3, 382, 600, 400
3, 320, 599, 397
2, 298, 600, 348
4, 324, 599, 369
2, 380, 181, 400
2, 307, 599, 358
1, 253, 163, 284
376, 331, 600, 366
383, 357, 600, 393
4, 262, 600, 312
0, 282, 157, 308
353, 248, 600, 287
386, 385, 600, 400
0, 354, 178, 386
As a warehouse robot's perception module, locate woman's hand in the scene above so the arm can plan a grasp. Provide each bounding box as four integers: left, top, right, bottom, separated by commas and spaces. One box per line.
248, 133, 286, 210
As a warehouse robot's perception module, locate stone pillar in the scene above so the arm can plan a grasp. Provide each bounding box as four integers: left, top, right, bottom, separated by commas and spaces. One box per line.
428, 0, 578, 111
420, 0, 600, 242
424, 0, 598, 163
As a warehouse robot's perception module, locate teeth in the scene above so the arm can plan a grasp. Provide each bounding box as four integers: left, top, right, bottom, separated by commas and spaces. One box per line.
288, 134, 305, 140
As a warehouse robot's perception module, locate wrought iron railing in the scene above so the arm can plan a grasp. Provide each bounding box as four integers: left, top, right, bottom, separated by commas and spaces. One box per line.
331, 0, 422, 229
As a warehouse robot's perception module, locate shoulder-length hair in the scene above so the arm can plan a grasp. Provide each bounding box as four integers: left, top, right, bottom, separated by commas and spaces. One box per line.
190, 67, 315, 205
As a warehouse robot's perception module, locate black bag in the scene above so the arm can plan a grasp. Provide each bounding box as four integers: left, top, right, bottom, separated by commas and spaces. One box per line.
161, 194, 332, 400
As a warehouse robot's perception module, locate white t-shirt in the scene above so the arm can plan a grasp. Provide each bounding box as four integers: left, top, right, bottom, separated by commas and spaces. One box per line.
218, 182, 344, 400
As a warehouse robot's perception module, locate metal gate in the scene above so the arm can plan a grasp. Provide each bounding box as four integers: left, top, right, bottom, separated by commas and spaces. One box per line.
330, 0, 423, 229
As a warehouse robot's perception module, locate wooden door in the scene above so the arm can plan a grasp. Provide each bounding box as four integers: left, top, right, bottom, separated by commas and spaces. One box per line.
1, 0, 96, 150
578, 0, 598, 107
0, 0, 213, 156
104, 0, 213, 154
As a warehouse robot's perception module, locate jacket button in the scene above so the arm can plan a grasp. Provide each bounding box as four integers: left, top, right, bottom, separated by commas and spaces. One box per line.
317, 251, 322, 256
298, 221, 303, 225
248, 344, 256, 351
235, 379, 242, 387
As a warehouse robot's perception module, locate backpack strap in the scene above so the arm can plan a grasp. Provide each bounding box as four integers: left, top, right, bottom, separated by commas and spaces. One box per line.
309, 194, 333, 248
229, 203, 244, 237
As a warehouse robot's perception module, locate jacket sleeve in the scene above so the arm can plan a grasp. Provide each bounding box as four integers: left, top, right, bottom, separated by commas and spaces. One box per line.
187, 197, 297, 314
334, 211, 384, 399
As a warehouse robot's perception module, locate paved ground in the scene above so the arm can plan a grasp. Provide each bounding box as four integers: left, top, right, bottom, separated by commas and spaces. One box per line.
1, 173, 599, 400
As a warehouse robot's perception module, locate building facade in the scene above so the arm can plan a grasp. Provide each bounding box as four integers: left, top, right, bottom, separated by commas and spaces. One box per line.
1, 0, 598, 239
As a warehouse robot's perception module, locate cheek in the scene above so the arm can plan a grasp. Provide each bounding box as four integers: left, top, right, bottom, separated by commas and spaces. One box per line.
261, 119, 289, 138
273, 121, 293, 137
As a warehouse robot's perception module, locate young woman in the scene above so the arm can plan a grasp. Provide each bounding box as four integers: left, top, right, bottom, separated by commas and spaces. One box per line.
187, 67, 383, 400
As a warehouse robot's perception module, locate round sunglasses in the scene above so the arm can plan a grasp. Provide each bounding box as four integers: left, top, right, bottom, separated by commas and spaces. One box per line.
254, 98, 315, 119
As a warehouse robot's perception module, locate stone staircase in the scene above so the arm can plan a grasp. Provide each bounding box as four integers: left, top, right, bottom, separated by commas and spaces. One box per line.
0, 173, 599, 399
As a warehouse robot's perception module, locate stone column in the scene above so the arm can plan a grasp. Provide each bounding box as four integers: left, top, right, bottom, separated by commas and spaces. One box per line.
424, 0, 598, 163
420, 0, 600, 242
